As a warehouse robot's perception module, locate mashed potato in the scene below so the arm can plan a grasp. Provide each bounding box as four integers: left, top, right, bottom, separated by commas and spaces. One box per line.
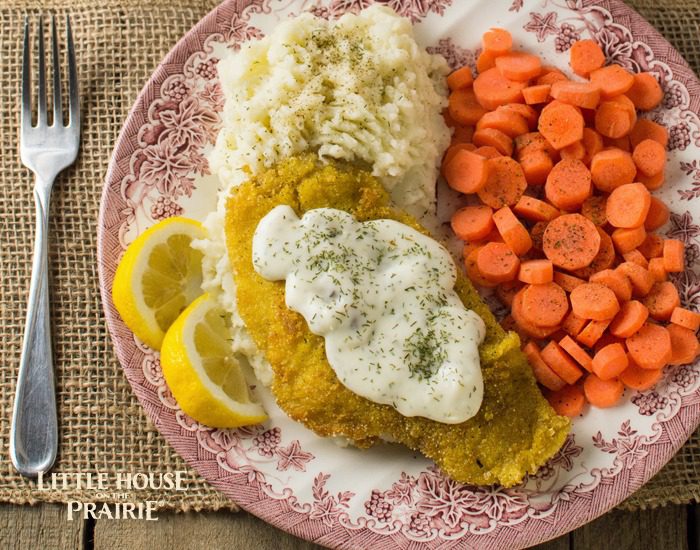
210, 5, 450, 215
196, 5, 451, 384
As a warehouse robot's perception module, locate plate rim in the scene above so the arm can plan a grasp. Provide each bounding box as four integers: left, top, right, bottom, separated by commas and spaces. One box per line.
96, 1, 700, 547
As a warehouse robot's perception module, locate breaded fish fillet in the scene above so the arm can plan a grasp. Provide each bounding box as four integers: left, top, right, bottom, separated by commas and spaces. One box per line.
225, 155, 569, 487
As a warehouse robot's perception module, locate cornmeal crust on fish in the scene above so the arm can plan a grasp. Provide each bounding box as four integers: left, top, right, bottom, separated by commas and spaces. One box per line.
225, 155, 570, 487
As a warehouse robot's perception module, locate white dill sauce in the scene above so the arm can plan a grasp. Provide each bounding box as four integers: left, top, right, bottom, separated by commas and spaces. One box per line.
252, 206, 486, 424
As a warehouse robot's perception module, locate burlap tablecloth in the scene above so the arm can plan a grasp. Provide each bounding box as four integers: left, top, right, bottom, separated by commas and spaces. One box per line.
0, 0, 698, 512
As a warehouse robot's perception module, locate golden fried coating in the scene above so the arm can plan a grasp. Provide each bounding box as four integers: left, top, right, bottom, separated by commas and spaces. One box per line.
225, 155, 570, 487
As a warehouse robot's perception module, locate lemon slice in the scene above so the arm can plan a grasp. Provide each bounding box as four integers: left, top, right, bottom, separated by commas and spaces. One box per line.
112, 217, 206, 350
160, 294, 267, 427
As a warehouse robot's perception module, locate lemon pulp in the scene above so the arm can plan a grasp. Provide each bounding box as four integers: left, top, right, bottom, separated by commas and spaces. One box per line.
112, 217, 205, 350
160, 294, 267, 428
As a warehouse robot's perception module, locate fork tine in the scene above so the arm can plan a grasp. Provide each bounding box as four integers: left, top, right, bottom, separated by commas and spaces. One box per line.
37, 16, 47, 126
21, 17, 31, 131
66, 16, 79, 129
51, 16, 62, 126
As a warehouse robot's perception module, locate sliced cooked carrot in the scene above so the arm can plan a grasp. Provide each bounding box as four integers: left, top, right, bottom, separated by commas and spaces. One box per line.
581, 195, 607, 226
476, 110, 529, 138
463, 240, 481, 258
604, 135, 632, 152
571, 283, 620, 321
584, 374, 624, 408
570, 39, 606, 77
537, 66, 568, 86
609, 300, 649, 338
562, 310, 588, 338
447, 66, 474, 91
611, 225, 647, 255
559, 335, 593, 371
538, 100, 584, 150
581, 128, 604, 166
560, 141, 586, 162
482, 28, 513, 55
443, 149, 490, 194
610, 94, 637, 128
546, 384, 586, 417
626, 72, 664, 111
551, 80, 601, 109
464, 245, 498, 288
474, 145, 502, 159
541, 341, 584, 384
443, 143, 476, 171
545, 158, 592, 211
645, 197, 670, 231
478, 156, 528, 208
555, 271, 586, 293
515, 131, 557, 158
473, 67, 527, 110
648, 257, 668, 283
671, 307, 700, 331
450, 205, 494, 241
493, 206, 533, 255
443, 108, 457, 128
663, 239, 685, 272
573, 227, 615, 278
590, 148, 636, 192
616, 261, 655, 298
620, 356, 663, 390
622, 249, 649, 269
668, 323, 700, 365
519, 259, 554, 284
472, 128, 514, 156
477, 242, 520, 283
595, 100, 632, 138
523, 84, 551, 104
512, 289, 561, 339
476, 49, 498, 73
519, 151, 553, 186
590, 269, 633, 303
500, 103, 538, 129
542, 214, 601, 270
592, 343, 629, 381
514, 196, 559, 222
496, 280, 523, 308
577, 319, 611, 348
495, 51, 542, 81
626, 322, 672, 370
523, 341, 567, 391
633, 138, 666, 177
448, 88, 487, 126
521, 282, 569, 327
531, 221, 548, 252
590, 64, 635, 99
638, 232, 665, 259
451, 126, 475, 146
630, 118, 669, 149
643, 281, 681, 321
593, 331, 626, 354
639, 171, 665, 191
605, 182, 651, 228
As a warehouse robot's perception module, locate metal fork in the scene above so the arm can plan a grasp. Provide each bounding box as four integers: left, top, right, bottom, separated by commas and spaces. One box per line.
10, 15, 80, 477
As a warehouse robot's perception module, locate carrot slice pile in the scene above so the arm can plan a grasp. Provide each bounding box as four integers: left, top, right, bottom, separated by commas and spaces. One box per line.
443, 28, 698, 413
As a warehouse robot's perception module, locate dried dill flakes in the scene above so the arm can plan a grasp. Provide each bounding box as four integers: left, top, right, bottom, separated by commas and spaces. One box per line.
403, 327, 448, 381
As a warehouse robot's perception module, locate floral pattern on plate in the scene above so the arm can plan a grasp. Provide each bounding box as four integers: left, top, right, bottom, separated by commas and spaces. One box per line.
98, 1, 700, 548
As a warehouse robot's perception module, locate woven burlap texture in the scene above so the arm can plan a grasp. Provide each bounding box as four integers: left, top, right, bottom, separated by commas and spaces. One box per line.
0, 0, 697, 513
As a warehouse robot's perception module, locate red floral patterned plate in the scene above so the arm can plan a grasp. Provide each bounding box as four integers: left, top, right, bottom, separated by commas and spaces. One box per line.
98, 1, 700, 548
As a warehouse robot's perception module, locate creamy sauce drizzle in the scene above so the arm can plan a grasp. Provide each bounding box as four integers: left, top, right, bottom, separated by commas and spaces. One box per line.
252, 206, 485, 423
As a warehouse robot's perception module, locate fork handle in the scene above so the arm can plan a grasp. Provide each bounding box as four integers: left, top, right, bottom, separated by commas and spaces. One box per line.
10, 184, 58, 477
